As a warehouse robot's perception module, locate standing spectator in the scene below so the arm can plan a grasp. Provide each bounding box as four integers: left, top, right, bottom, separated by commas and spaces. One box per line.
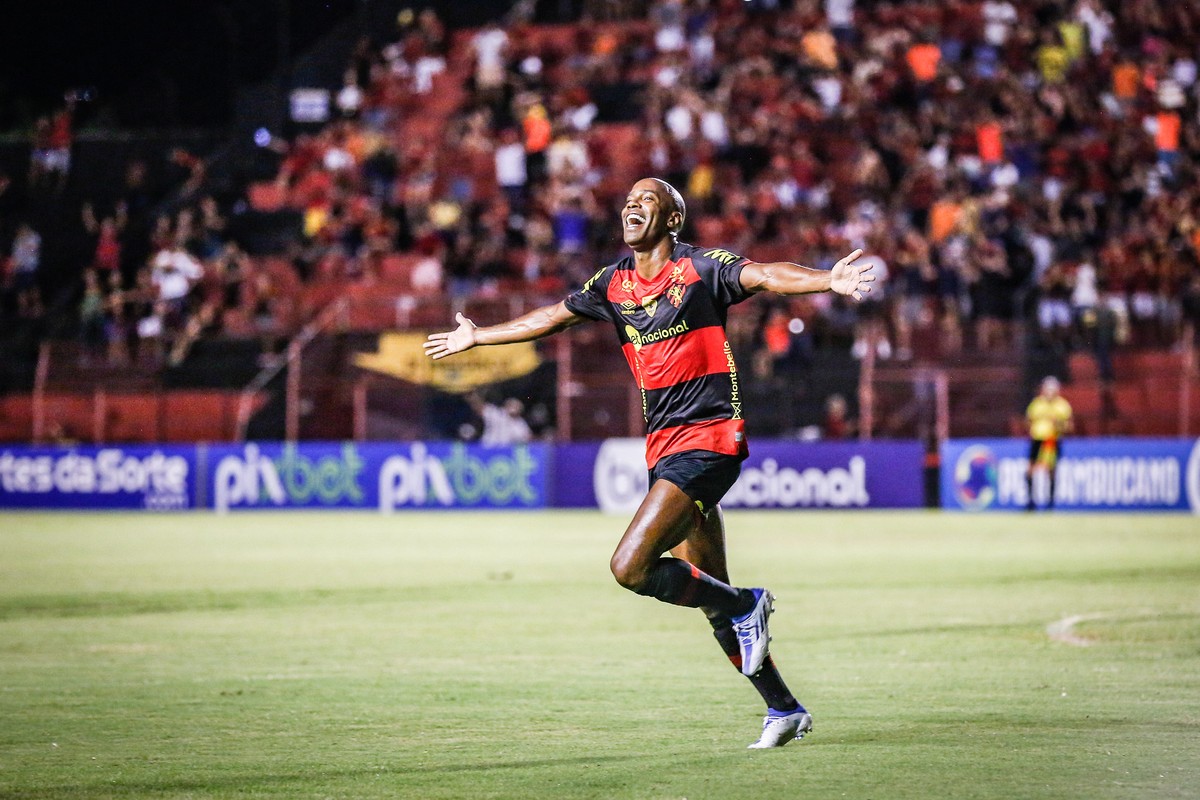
470, 21, 509, 100
825, 0, 856, 44
150, 245, 203, 331
29, 102, 73, 193
823, 393, 855, 439
336, 69, 364, 119
78, 270, 108, 365
82, 202, 126, 284
11, 223, 42, 318
982, 0, 1017, 49
468, 394, 533, 446
495, 128, 528, 213
522, 101, 552, 185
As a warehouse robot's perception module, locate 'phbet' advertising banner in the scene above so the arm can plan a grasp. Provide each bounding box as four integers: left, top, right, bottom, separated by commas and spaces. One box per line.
941, 437, 1200, 513
205, 441, 548, 512
556, 438, 924, 513
0, 445, 197, 509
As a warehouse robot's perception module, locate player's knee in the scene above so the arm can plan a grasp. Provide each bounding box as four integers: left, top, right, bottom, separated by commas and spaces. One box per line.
609, 551, 649, 592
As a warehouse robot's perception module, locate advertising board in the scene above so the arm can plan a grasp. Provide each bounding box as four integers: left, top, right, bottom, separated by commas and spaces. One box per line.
0, 445, 197, 510
941, 438, 1200, 512
556, 438, 925, 513
206, 441, 549, 512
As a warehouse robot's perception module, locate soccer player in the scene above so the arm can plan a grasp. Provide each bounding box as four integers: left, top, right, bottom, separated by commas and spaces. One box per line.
425, 178, 874, 748
1025, 375, 1073, 510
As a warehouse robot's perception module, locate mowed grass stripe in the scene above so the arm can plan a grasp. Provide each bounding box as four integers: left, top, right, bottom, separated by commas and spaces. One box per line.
0, 511, 1197, 799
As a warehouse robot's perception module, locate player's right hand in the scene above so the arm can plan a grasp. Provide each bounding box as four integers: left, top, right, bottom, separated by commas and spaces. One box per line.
423, 312, 477, 360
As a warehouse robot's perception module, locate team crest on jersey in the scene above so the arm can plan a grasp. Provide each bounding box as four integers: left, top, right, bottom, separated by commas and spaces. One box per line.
667, 284, 685, 308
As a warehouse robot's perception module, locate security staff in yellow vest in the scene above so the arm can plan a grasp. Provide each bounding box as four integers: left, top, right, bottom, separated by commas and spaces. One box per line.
1026, 376, 1073, 510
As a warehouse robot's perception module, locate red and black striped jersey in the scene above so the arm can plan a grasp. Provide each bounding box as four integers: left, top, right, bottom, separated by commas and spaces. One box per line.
564, 241, 752, 468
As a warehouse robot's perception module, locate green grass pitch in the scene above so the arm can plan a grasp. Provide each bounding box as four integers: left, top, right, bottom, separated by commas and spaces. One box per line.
0, 510, 1197, 799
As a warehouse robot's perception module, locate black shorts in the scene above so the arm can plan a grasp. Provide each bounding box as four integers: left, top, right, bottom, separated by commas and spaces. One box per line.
1029, 438, 1061, 466
649, 449, 745, 513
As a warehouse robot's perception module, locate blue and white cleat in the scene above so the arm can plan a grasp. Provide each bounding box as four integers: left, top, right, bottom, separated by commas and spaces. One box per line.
731, 588, 773, 676
747, 707, 813, 749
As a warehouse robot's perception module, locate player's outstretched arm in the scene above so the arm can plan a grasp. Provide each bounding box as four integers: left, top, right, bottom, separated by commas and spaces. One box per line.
423, 301, 584, 360
740, 248, 875, 300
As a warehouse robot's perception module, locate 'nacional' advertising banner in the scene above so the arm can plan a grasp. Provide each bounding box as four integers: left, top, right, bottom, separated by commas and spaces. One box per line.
556, 438, 925, 513
0, 445, 197, 509
941, 438, 1200, 513
206, 441, 549, 512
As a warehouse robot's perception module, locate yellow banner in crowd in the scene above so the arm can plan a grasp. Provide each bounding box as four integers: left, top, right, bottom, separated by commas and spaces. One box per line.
353, 332, 541, 394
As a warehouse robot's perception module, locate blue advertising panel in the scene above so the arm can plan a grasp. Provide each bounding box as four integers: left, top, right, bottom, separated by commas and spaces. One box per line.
554, 438, 925, 512
549, 442, 602, 508
205, 441, 549, 511
940, 437, 1200, 512
0, 445, 198, 510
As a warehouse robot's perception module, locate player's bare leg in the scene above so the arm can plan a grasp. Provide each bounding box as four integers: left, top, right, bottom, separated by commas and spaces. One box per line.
609, 480, 752, 618
610, 481, 773, 674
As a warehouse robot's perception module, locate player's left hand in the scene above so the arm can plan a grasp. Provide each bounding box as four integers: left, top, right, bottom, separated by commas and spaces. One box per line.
830, 249, 875, 301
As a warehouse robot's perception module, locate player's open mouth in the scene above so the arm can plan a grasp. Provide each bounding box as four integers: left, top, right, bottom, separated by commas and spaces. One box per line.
625, 213, 646, 229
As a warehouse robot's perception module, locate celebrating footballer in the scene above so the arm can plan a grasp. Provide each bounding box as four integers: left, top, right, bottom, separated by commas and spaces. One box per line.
425, 177, 874, 748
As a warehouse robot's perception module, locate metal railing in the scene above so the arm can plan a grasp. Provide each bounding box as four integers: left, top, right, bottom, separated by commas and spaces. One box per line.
234, 297, 349, 441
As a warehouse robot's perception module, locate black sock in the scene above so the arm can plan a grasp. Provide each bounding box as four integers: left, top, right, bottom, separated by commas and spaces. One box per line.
634, 558, 754, 618
710, 615, 800, 712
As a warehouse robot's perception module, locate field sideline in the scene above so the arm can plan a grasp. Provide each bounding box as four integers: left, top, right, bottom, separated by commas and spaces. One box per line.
0, 510, 1197, 799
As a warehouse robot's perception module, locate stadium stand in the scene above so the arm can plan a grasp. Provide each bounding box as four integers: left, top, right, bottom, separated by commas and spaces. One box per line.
2, 0, 1199, 443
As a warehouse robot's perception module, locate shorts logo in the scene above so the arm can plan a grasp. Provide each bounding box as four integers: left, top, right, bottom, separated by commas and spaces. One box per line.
704, 248, 742, 265
953, 445, 998, 510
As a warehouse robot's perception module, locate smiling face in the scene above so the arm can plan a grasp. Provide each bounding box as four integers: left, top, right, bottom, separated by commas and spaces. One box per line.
621, 178, 684, 251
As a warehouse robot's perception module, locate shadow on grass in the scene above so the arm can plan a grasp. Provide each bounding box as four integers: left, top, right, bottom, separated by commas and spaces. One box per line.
0, 586, 408, 621
0, 755, 644, 798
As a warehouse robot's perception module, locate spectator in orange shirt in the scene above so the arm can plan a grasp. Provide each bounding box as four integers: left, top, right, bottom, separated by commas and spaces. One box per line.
522, 101, 552, 185
929, 194, 963, 244
801, 25, 839, 70
1154, 109, 1181, 180
906, 39, 941, 84
977, 116, 1004, 165
1111, 58, 1140, 102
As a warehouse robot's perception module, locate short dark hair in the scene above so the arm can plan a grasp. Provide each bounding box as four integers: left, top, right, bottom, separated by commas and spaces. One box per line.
651, 178, 686, 235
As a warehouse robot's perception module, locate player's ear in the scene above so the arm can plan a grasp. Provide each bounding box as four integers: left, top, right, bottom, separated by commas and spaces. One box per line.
668, 210, 683, 235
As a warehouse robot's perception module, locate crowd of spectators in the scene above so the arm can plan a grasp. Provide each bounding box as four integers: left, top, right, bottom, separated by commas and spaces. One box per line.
2, 130, 294, 369
8, 0, 1200, 385
236, 0, 1200, 377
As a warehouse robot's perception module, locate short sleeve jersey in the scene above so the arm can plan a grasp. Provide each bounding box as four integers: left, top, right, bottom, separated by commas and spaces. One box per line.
1027, 395, 1072, 441
564, 241, 752, 467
